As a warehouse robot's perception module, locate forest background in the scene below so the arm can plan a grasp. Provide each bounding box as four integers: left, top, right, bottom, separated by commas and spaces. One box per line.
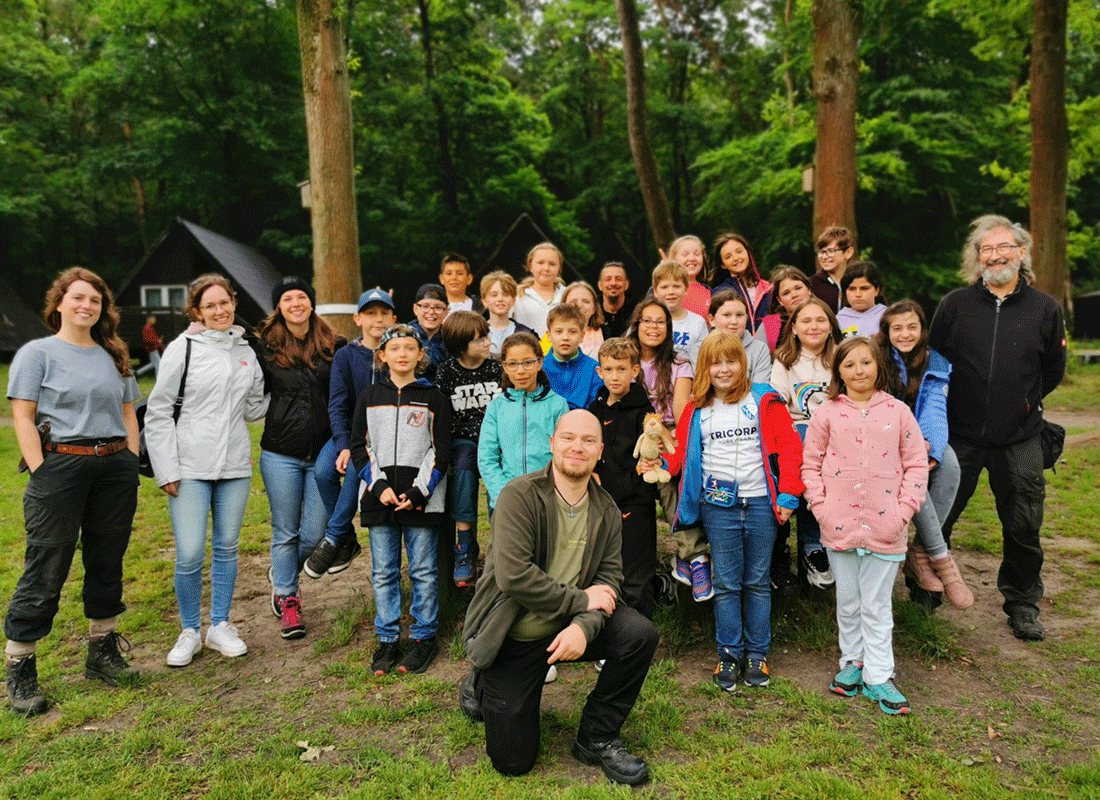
2, 0, 1099, 314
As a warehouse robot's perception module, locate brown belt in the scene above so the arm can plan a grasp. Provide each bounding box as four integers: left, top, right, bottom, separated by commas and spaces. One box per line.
45, 440, 129, 457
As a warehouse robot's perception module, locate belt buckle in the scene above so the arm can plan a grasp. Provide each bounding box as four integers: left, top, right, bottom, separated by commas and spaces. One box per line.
94, 442, 103, 456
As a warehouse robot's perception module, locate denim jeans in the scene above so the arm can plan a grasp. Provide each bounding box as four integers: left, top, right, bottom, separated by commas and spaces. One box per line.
169, 477, 251, 630
314, 436, 359, 546
910, 444, 961, 557
368, 524, 439, 642
260, 449, 328, 595
700, 495, 776, 661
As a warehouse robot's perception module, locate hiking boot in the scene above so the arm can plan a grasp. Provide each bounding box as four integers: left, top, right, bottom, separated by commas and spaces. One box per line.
830, 661, 863, 697
802, 548, 835, 588
166, 628, 202, 667
458, 669, 483, 722
673, 556, 692, 587
279, 594, 306, 640
862, 679, 911, 715
903, 543, 943, 592
1008, 608, 1044, 641
327, 537, 362, 575
573, 737, 649, 785
712, 660, 738, 692
85, 632, 141, 686
6, 655, 48, 716
743, 657, 770, 687
930, 553, 974, 610
371, 641, 401, 675
303, 538, 339, 579
453, 535, 479, 588
205, 622, 248, 658
690, 557, 715, 602
397, 637, 440, 674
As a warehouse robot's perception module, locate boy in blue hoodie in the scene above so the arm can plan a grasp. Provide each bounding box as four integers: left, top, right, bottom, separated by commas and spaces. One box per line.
542, 303, 603, 410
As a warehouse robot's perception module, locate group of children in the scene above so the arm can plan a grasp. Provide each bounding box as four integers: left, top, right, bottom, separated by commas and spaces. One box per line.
314, 229, 975, 715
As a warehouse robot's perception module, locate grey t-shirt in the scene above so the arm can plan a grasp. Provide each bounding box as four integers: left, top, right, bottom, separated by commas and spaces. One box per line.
8, 336, 140, 442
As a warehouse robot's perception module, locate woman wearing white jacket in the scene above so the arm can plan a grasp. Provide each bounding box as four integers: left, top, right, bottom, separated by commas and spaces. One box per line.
145, 274, 268, 667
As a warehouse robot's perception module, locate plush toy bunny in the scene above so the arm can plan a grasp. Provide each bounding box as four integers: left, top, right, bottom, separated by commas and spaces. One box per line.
633, 412, 676, 484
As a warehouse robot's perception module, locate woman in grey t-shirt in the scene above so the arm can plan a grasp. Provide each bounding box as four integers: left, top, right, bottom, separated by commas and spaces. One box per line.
3, 268, 141, 716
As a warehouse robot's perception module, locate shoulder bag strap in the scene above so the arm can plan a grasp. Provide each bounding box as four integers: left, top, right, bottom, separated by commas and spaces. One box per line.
171, 338, 193, 425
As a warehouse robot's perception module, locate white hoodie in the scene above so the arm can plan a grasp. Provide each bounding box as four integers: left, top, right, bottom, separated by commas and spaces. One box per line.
145, 323, 268, 486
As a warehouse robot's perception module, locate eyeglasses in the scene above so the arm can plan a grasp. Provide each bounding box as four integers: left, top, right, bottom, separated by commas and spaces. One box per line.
978, 243, 1020, 257
817, 247, 844, 260
416, 302, 447, 313
639, 317, 666, 327
200, 299, 233, 313
502, 358, 540, 369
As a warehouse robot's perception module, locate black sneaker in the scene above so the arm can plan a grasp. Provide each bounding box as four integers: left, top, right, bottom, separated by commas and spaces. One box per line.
458, 669, 483, 722
85, 632, 141, 686
327, 537, 362, 575
6, 655, 48, 716
1008, 608, 1045, 641
802, 548, 835, 588
742, 657, 770, 687
653, 572, 678, 607
370, 641, 402, 675
712, 660, 738, 692
303, 538, 339, 579
572, 737, 649, 785
397, 637, 440, 674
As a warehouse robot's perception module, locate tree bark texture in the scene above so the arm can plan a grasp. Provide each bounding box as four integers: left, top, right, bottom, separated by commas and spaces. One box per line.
1029, 0, 1070, 311
615, 0, 677, 254
296, 0, 362, 338
811, 0, 860, 240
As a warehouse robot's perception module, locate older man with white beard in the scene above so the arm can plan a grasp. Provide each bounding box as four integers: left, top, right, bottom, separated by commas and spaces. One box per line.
928, 214, 1066, 640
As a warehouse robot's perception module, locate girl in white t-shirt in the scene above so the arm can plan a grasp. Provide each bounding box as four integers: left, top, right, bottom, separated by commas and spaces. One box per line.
511, 242, 566, 337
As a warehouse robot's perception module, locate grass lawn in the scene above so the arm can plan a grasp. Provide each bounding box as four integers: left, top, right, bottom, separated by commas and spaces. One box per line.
0, 363, 1098, 798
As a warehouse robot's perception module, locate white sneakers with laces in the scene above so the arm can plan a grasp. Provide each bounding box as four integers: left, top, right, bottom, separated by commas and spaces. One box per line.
166, 628, 202, 667
205, 622, 248, 658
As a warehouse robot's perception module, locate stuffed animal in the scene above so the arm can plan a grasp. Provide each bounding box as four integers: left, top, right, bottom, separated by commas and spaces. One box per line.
633, 412, 676, 484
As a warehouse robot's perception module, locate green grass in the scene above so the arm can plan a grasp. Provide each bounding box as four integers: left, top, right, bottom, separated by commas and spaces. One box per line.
0, 372, 1099, 798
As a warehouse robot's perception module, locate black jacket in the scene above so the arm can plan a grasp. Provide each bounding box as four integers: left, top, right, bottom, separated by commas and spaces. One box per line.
929, 280, 1065, 447
253, 335, 346, 460
588, 382, 659, 509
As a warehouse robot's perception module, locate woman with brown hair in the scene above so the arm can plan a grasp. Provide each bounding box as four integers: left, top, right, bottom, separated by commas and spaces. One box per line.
253, 277, 345, 640
4, 268, 141, 715
146, 274, 269, 667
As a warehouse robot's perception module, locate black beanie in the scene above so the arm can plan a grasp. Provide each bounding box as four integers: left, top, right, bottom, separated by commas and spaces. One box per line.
271, 276, 316, 310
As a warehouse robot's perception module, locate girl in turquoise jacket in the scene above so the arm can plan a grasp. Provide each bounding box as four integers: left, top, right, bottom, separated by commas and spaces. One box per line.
477, 332, 569, 510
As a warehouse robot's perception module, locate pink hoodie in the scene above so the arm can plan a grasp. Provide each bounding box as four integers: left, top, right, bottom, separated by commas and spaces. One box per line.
801, 390, 928, 555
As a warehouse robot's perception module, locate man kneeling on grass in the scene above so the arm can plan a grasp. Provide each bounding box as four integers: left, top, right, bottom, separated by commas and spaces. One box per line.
459, 410, 658, 785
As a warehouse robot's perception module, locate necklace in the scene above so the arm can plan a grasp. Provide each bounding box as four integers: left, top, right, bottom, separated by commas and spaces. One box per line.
555, 485, 587, 518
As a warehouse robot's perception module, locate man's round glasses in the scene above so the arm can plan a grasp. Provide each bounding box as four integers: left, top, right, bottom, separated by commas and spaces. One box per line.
978, 243, 1020, 257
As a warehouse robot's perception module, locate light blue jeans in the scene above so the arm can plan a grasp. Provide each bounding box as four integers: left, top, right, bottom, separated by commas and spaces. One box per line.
368, 524, 439, 642
911, 444, 961, 557
700, 496, 776, 662
314, 436, 359, 546
260, 449, 328, 596
169, 477, 251, 630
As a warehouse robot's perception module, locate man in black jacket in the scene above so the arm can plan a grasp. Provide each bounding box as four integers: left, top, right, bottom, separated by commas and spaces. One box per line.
929, 214, 1066, 641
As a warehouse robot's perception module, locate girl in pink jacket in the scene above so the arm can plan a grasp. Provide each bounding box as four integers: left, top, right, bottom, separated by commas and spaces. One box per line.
802, 337, 928, 715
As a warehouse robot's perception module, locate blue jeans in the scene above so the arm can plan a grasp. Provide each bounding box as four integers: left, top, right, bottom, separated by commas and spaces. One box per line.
911, 444, 961, 557
700, 496, 776, 661
260, 449, 328, 595
169, 477, 251, 630
368, 524, 439, 642
314, 436, 359, 546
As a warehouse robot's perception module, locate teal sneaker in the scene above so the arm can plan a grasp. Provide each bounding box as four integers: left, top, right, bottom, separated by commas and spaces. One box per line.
862, 679, 910, 714
712, 660, 738, 692
830, 662, 863, 697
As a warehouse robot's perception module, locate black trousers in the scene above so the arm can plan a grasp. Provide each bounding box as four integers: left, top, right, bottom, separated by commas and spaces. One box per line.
942, 433, 1045, 615
5, 449, 139, 643
476, 605, 659, 776
620, 505, 657, 619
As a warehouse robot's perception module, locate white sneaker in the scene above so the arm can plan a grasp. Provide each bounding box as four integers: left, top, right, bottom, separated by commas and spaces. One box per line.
166, 628, 202, 667
545, 664, 558, 684
595, 659, 605, 673
205, 622, 248, 658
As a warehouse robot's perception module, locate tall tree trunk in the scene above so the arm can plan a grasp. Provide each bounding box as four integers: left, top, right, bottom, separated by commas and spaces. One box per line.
296, 0, 362, 339
417, 0, 459, 216
811, 0, 860, 240
1029, 0, 1070, 311
615, 0, 676, 253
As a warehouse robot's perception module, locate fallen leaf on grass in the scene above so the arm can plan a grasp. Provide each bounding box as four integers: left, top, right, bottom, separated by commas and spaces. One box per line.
959, 756, 984, 766
296, 741, 335, 762
987, 725, 1001, 740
